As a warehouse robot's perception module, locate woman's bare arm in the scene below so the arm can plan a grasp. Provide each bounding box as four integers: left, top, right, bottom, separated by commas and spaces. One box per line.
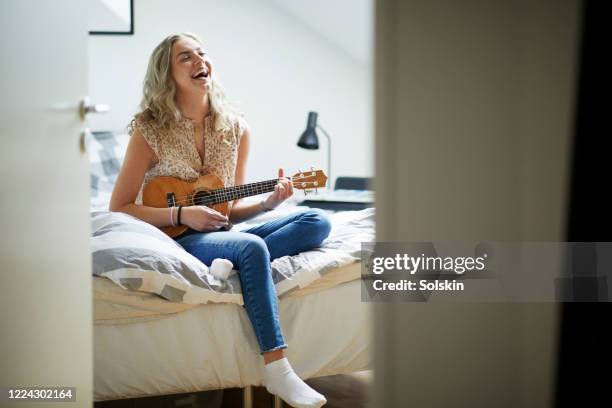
109, 128, 176, 227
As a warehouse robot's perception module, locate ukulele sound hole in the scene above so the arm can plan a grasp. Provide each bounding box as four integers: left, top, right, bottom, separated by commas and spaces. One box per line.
193, 190, 213, 206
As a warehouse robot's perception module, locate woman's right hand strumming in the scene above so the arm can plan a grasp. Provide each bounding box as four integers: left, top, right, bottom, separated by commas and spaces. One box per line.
110, 128, 229, 232
181, 205, 229, 232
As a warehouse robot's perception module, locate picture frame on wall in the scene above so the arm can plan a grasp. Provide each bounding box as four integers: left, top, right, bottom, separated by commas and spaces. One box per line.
89, 0, 134, 35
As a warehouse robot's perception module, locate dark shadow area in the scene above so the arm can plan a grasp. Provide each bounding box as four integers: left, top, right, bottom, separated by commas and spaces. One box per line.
556, 0, 612, 406
92, 371, 372, 407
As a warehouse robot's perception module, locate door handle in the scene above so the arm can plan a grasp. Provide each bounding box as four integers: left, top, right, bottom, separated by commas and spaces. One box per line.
79, 97, 110, 119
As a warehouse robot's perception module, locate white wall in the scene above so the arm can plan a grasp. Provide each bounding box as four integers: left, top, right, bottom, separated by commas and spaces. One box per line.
88, 0, 373, 187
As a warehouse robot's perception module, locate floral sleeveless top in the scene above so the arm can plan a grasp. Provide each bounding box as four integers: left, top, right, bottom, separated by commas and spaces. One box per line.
131, 113, 247, 205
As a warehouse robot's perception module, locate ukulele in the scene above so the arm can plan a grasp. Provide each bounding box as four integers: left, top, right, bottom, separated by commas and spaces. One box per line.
142, 169, 328, 237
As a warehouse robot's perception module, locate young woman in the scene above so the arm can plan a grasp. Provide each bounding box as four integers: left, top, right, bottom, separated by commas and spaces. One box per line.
109, 33, 330, 408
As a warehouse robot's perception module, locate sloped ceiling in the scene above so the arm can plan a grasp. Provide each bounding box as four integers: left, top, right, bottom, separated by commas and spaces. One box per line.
269, 0, 373, 66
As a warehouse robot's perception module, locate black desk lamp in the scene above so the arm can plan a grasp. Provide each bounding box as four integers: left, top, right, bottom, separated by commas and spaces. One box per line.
297, 111, 331, 189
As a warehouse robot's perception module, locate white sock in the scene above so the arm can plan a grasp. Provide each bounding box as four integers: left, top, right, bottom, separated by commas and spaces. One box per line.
263, 357, 327, 408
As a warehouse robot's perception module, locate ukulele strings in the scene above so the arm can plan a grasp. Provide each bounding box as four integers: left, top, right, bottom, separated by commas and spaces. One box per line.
165, 178, 322, 202
161, 177, 322, 205
166, 180, 323, 207
166, 180, 280, 204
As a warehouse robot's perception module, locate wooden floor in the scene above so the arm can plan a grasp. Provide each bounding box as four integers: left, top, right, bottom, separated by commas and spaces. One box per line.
94, 370, 372, 408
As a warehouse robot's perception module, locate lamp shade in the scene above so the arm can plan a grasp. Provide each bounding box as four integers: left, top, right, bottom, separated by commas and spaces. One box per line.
297, 111, 319, 149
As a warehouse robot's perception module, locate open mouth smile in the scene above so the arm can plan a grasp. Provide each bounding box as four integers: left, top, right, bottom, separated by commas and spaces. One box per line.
192, 67, 209, 80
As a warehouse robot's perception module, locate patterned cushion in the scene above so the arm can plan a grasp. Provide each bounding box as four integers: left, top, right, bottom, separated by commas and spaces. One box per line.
88, 131, 130, 210
91, 210, 244, 305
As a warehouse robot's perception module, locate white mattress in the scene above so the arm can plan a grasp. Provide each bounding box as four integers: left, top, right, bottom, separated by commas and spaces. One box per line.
94, 279, 372, 401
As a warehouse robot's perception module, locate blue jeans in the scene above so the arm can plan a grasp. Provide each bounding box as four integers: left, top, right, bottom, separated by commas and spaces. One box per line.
174, 208, 332, 354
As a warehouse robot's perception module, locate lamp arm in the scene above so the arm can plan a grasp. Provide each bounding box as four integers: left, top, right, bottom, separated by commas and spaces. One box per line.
316, 124, 332, 190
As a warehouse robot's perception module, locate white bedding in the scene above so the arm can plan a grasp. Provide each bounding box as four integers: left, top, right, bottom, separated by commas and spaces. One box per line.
92, 205, 374, 308
93, 279, 371, 401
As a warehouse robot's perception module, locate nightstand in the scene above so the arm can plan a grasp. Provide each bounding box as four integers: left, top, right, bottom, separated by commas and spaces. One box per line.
299, 189, 374, 212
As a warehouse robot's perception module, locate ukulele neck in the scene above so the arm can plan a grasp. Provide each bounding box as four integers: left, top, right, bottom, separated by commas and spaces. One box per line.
209, 178, 283, 205
166, 178, 287, 208
160, 169, 326, 211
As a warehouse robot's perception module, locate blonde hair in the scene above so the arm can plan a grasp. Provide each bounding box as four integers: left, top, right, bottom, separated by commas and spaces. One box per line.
130, 32, 241, 133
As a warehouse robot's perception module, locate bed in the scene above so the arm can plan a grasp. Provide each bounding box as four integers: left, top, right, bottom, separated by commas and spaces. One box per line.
88, 131, 375, 404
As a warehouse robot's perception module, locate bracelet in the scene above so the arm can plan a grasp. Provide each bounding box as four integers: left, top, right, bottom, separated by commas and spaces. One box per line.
260, 199, 272, 212
177, 206, 183, 226
169, 206, 175, 227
